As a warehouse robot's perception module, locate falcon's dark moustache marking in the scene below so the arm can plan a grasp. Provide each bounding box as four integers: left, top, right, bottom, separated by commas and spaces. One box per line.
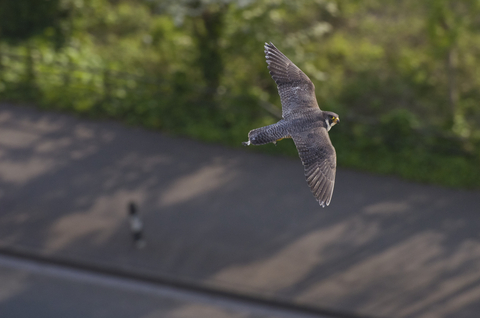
244, 42, 340, 207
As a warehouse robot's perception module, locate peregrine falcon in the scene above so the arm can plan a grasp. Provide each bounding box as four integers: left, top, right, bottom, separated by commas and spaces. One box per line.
243, 42, 340, 207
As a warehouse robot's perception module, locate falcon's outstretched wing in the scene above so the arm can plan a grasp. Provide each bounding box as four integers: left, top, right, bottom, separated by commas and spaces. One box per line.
291, 127, 337, 207
265, 42, 319, 119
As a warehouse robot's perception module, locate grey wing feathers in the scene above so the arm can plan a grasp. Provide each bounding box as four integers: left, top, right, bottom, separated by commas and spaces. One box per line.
264, 42, 319, 119
291, 127, 336, 207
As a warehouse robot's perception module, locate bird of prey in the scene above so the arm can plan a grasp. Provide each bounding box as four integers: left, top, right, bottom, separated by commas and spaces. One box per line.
243, 42, 340, 207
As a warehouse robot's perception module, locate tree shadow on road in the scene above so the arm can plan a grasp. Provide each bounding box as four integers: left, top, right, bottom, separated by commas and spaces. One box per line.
1, 104, 480, 318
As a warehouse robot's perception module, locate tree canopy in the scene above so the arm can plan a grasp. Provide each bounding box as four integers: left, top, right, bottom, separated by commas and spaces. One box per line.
0, 0, 71, 46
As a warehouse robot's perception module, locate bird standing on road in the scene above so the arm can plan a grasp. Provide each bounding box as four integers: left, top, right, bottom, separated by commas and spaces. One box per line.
128, 202, 146, 249
243, 43, 340, 207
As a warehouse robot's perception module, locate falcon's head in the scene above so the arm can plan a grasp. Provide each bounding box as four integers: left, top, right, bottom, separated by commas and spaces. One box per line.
324, 111, 340, 131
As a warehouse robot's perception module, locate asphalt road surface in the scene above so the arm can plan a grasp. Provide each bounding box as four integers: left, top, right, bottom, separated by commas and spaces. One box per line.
1, 103, 480, 318
0, 254, 325, 318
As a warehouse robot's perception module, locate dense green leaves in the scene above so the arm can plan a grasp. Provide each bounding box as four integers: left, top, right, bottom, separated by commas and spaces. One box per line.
0, 0, 71, 47
0, 0, 479, 188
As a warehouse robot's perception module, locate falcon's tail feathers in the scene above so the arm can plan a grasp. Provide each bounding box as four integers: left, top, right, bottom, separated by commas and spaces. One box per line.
245, 121, 290, 146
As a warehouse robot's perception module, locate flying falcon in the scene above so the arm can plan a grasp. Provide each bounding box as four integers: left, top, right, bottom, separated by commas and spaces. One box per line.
243, 42, 340, 207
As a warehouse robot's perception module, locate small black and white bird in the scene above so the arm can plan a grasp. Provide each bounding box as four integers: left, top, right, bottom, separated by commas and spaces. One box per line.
243, 42, 340, 207
128, 202, 146, 248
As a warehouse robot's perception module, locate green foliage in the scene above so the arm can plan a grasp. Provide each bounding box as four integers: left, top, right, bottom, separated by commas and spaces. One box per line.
379, 109, 419, 151
0, 0, 71, 47
0, 0, 479, 188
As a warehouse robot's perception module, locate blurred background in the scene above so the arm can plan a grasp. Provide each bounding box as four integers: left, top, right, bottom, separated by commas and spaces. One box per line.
1, 0, 480, 187
1, 1, 480, 318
